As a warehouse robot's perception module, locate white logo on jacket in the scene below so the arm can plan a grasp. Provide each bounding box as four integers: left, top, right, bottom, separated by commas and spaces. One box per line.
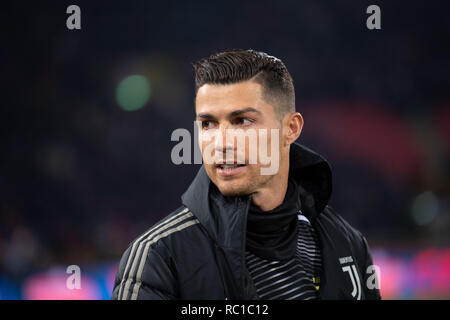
339, 256, 381, 299
339, 256, 361, 300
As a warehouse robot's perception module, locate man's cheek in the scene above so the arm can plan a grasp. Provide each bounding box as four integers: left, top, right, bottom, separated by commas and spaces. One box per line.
201, 141, 216, 165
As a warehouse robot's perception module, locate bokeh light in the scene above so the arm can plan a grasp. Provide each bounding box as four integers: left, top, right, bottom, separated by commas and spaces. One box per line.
116, 75, 151, 111
411, 191, 439, 226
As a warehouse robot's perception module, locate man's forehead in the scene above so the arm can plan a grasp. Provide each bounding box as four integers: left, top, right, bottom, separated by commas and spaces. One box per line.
195, 81, 266, 115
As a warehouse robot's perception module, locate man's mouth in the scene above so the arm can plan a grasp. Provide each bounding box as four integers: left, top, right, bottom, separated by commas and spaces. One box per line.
215, 163, 247, 177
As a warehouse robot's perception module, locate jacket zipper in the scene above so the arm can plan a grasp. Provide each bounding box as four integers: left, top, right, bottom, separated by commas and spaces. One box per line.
214, 244, 241, 299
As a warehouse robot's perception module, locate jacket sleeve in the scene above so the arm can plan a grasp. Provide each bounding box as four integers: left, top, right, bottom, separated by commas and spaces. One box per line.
360, 235, 382, 300
111, 241, 178, 300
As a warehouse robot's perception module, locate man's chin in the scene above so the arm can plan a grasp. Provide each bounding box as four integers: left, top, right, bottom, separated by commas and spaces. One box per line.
216, 183, 251, 197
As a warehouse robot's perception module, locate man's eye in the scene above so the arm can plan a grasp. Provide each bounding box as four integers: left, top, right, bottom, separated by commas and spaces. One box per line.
236, 118, 253, 126
202, 121, 215, 129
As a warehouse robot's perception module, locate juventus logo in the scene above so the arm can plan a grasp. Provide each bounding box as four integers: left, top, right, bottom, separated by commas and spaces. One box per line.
339, 256, 361, 300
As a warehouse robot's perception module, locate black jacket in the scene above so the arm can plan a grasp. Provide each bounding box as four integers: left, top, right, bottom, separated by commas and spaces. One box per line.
111, 143, 381, 300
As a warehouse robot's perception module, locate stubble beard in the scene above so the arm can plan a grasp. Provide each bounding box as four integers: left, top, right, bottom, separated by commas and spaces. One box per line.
212, 166, 274, 197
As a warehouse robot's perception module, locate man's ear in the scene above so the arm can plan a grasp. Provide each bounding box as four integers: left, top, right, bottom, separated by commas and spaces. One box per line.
282, 112, 303, 146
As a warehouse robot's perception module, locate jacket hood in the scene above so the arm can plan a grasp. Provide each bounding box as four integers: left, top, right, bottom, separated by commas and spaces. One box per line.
181, 142, 332, 248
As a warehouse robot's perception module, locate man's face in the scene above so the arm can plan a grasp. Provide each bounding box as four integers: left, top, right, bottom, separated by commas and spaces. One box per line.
195, 81, 283, 197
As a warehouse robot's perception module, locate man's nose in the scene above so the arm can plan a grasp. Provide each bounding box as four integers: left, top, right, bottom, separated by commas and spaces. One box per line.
214, 125, 234, 154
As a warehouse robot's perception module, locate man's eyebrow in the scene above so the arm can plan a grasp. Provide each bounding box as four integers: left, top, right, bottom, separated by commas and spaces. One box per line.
196, 107, 262, 120
196, 112, 215, 120
229, 107, 262, 117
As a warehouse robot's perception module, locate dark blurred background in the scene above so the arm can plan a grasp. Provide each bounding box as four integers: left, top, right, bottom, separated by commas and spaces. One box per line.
0, 0, 449, 299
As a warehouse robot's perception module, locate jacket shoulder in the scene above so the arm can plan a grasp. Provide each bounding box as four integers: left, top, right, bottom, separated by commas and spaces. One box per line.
111, 206, 200, 299
321, 205, 366, 245
131, 206, 200, 249
320, 205, 371, 268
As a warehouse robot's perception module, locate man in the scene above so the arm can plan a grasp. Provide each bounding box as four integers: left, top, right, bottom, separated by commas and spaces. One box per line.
111, 49, 381, 300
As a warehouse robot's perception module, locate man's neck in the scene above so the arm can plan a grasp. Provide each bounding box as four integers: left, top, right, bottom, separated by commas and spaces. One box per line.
250, 172, 289, 211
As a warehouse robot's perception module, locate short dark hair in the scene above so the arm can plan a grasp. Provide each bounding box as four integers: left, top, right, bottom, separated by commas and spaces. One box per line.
192, 49, 295, 120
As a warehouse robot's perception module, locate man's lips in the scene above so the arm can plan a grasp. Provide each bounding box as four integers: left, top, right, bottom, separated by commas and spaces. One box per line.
215, 163, 247, 177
